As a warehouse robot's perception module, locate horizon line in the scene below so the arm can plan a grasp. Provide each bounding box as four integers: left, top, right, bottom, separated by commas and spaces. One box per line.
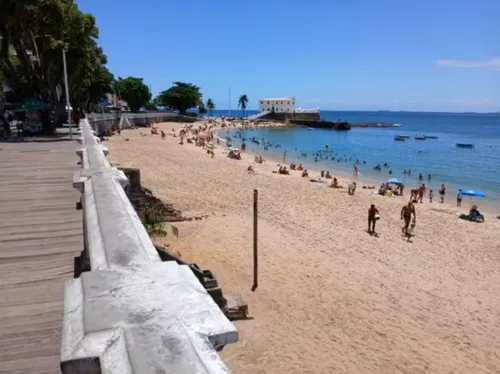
209, 109, 499, 115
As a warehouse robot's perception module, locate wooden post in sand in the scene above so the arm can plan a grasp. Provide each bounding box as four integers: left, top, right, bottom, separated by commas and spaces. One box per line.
251, 189, 258, 292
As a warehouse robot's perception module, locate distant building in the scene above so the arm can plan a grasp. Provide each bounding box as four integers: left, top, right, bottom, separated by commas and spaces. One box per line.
104, 93, 127, 108
259, 98, 295, 113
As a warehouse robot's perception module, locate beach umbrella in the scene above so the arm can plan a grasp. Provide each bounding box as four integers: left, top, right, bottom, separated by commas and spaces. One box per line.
459, 189, 486, 197
387, 178, 404, 184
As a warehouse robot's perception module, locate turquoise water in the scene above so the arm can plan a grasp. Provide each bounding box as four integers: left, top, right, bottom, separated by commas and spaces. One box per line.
218, 111, 500, 207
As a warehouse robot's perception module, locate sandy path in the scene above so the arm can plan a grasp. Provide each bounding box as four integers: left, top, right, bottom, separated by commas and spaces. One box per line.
107, 122, 500, 374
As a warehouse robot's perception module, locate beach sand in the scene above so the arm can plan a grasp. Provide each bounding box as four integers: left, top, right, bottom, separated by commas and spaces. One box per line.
107, 121, 500, 374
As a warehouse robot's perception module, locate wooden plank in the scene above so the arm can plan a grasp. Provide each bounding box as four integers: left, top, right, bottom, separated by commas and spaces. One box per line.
0, 140, 83, 373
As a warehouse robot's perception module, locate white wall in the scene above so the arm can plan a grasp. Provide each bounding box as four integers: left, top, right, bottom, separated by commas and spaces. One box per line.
258, 99, 295, 113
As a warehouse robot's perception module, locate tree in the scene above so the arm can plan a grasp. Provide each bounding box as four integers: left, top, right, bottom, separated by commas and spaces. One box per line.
0, 0, 115, 132
206, 98, 215, 116
198, 102, 207, 115
238, 94, 248, 117
113, 77, 151, 112
156, 82, 202, 114
144, 101, 157, 111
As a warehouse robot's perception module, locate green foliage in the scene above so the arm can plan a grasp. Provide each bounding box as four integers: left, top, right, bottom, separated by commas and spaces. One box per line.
156, 82, 202, 114
238, 94, 249, 117
0, 0, 114, 116
198, 102, 207, 115
206, 98, 215, 116
113, 77, 151, 112
140, 203, 167, 237
144, 101, 158, 111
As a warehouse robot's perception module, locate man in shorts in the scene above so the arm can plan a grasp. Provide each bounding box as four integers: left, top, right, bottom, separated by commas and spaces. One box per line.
439, 184, 446, 203
418, 184, 426, 203
368, 204, 380, 234
401, 202, 416, 235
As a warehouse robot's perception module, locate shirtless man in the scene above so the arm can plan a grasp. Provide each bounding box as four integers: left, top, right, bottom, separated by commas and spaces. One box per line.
368, 204, 380, 234
418, 184, 426, 203
439, 184, 446, 203
401, 202, 416, 235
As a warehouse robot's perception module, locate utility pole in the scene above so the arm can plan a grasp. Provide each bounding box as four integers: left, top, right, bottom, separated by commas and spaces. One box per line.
62, 43, 72, 140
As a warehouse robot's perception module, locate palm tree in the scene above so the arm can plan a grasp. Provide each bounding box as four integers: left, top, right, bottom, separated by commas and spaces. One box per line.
206, 98, 215, 116
238, 94, 248, 118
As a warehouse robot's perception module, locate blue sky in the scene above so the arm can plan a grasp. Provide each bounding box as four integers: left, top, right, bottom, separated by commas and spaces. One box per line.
78, 0, 499, 112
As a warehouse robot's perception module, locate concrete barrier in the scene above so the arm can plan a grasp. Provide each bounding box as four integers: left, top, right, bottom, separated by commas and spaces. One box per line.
61, 118, 238, 373
86, 112, 200, 135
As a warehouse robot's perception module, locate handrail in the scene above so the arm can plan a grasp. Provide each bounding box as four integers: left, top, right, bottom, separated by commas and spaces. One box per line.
60, 118, 238, 373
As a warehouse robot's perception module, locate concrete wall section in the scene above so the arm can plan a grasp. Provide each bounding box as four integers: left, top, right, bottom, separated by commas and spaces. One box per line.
61, 118, 238, 373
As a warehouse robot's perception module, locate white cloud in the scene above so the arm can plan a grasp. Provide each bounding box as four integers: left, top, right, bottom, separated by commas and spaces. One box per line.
436, 57, 500, 70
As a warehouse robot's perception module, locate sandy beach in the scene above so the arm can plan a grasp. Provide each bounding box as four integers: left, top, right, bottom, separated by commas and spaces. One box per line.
107, 121, 500, 374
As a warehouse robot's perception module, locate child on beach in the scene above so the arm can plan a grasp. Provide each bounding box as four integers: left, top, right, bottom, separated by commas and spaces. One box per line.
429, 190, 434, 203
407, 218, 416, 242
457, 190, 463, 206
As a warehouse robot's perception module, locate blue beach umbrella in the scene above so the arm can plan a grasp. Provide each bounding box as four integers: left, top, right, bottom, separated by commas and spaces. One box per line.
459, 189, 486, 198
387, 178, 404, 184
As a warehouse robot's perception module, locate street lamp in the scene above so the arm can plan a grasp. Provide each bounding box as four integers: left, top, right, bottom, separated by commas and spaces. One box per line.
62, 42, 72, 139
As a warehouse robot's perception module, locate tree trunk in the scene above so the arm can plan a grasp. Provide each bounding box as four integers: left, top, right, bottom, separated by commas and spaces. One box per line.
41, 110, 54, 135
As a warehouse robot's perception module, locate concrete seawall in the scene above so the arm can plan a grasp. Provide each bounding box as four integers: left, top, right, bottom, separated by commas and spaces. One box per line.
253, 112, 320, 122
87, 113, 199, 136
60, 118, 238, 373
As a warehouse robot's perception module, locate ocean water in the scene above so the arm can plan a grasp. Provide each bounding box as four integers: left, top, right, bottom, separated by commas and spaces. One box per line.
217, 110, 500, 207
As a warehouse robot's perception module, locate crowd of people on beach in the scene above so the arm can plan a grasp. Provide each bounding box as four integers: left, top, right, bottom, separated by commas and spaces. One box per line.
142, 120, 490, 233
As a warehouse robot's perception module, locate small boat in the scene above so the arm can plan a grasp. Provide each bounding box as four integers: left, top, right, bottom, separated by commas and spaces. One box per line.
394, 136, 406, 141
396, 134, 410, 138
456, 143, 474, 148
307, 127, 314, 131
415, 136, 426, 140
424, 135, 438, 139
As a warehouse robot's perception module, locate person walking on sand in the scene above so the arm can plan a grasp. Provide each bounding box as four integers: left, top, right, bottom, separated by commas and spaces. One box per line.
429, 189, 434, 203
457, 189, 463, 206
439, 184, 446, 203
401, 202, 416, 235
368, 204, 380, 234
418, 184, 426, 203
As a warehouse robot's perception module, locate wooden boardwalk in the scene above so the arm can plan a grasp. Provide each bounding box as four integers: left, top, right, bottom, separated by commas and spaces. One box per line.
0, 140, 83, 374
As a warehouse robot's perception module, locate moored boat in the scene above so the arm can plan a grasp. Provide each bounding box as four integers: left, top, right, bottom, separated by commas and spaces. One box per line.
394, 137, 406, 141
456, 143, 474, 148
415, 136, 425, 140
396, 134, 410, 138
424, 135, 438, 139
